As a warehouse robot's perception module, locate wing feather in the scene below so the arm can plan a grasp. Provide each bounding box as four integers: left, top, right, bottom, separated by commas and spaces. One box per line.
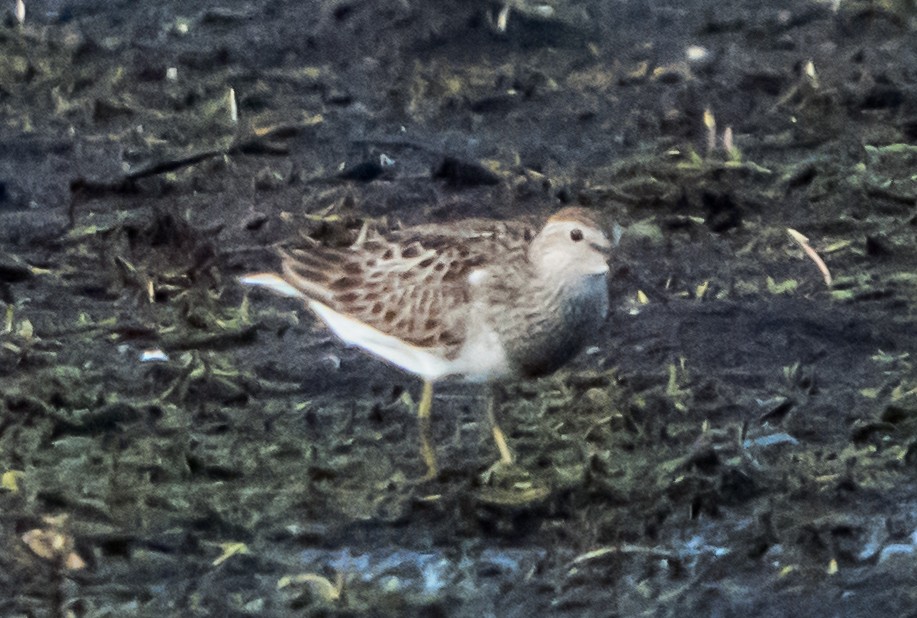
277, 218, 536, 355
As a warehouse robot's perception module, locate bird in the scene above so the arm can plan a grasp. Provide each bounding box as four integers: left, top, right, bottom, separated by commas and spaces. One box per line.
240, 207, 611, 480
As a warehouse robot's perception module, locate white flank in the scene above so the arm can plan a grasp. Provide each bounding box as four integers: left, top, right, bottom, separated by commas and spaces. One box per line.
308, 300, 451, 381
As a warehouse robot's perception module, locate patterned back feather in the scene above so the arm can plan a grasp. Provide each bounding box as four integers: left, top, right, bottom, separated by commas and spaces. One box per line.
279, 217, 540, 356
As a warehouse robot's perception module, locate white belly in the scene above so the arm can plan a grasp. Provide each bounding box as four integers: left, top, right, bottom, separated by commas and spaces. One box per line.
447, 321, 512, 382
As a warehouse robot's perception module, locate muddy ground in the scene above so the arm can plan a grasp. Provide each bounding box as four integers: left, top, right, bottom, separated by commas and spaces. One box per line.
1, 0, 916, 615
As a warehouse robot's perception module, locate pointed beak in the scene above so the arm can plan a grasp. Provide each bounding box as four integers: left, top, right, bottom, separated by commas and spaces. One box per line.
591, 241, 612, 258
590, 241, 613, 271
587, 245, 611, 276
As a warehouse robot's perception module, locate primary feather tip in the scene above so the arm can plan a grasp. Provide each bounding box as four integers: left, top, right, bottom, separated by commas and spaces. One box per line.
238, 273, 305, 298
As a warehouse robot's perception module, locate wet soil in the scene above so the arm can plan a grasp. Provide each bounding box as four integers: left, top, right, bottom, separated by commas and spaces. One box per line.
1, 0, 916, 615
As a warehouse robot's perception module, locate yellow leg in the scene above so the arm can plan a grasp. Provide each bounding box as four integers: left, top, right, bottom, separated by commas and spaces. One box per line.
487, 387, 514, 465
417, 380, 437, 479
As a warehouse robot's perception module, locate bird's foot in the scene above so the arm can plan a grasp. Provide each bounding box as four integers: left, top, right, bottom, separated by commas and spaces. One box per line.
476, 460, 550, 505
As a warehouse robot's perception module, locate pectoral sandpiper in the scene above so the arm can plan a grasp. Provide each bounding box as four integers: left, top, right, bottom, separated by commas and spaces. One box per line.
241, 207, 611, 480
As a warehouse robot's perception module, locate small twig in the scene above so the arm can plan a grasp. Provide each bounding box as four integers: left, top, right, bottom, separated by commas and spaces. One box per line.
703, 109, 716, 157
787, 228, 832, 287
569, 544, 678, 568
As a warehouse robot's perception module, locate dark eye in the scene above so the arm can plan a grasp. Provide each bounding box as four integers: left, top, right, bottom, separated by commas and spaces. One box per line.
570, 228, 584, 242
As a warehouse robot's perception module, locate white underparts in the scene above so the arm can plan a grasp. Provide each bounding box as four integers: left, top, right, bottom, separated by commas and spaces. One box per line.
448, 319, 511, 382
240, 272, 511, 382
308, 300, 454, 381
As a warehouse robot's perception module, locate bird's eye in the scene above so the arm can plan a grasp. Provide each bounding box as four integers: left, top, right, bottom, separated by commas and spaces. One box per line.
570, 228, 584, 242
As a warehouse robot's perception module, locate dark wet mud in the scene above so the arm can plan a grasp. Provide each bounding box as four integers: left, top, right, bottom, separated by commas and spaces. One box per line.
1, 1, 916, 615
